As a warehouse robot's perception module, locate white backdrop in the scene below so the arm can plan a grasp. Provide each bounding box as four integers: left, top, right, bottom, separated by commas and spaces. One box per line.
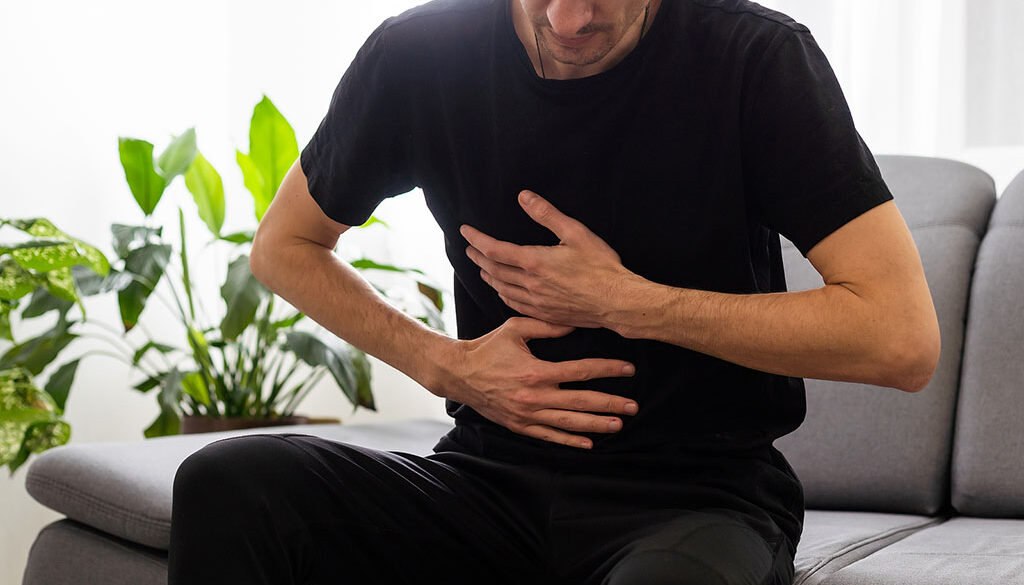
1, 1, 1022, 582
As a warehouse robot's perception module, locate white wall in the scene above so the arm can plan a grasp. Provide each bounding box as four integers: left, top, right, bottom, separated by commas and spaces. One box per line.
1, 1, 1022, 583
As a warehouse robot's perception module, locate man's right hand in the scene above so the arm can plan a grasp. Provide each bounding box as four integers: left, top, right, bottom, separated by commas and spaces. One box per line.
433, 317, 638, 449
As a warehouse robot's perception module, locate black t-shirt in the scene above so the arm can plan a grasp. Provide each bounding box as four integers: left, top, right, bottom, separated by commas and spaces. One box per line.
300, 0, 893, 470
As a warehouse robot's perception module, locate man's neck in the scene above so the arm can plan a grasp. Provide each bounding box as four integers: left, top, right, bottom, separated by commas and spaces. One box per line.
510, 0, 662, 80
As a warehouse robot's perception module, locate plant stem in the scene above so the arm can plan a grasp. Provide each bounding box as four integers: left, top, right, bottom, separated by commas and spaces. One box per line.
177, 207, 196, 322
279, 367, 327, 416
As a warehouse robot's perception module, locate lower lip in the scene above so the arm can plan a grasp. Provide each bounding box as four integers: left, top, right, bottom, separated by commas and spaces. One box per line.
549, 31, 596, 48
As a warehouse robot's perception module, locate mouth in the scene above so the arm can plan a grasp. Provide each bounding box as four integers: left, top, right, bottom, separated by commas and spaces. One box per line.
547, 30, 598, 49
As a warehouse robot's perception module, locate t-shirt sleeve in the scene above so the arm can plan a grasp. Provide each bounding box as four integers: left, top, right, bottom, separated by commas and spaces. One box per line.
299, 19, 417, 226
741, 28, 894, 258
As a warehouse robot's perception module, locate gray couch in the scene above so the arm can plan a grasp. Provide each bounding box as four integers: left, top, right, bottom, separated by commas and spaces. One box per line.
22, 155, 1024, 584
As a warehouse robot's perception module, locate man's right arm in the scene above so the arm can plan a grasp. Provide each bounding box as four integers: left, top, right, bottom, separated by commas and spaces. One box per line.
249, 159, 638, 449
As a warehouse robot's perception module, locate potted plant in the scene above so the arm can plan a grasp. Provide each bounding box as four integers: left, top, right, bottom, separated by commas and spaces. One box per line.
0, 218, 110, 473
0, 95, 445, 473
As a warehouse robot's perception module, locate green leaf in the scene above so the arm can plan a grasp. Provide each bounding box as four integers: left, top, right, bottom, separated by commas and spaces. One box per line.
0, 368, 66, 473
218, 231, 254, 245
21, 286, 74, 319
132, 341, 176, 366
118, 137, 167, 216
184, 151, 225, 237
349, 258, 426, 275
4, 239, 77, 272
23, 419, 70, 454
358, 215, 390, 229
133, 374, 163, 393
283, 331, 364, 409
143, 409, 179, 438
236, 150, 265, 220
417, 281, 444, 311
156, 127, 198, 183
219, 254, 270, 341
239, 95, 299, 221
72, 264, 133, 297
0, 258, 41, 301
144, 366, 183, 438
350, 349, 374, 410
0, 301, 12, 342
270, 312, 304, 332
0, 321, 78, 375
181, 371, 210, 407
43, 266, 79, 302
118, 243, 172, 331
44, 359, 79, 413
111, 224, 162, 259
6, 216, 115, 278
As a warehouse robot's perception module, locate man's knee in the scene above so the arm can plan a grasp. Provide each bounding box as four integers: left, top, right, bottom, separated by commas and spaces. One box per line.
173, 434, 302, 514
602, 514, 780, 585
605, 549, 731, 585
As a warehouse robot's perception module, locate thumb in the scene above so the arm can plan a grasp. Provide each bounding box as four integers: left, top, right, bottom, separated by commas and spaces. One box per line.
505, 317, 575, 342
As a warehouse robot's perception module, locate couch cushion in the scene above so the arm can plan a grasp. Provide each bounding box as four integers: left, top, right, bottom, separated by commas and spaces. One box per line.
793, 511, 944, 585
23, 519, 167, 585
821, 517, 1024, 585
775, 155, 997, 514
24, 419, 453, 550
952, 168, 1024, 517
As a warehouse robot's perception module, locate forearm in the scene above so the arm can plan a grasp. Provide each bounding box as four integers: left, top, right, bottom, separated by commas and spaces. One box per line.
250, 239, 457, 396
607, 276, 934, 392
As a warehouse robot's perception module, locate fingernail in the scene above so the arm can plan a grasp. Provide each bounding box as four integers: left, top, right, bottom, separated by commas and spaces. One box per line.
521, 191, 535, 204
608, 419, 622, 431
622, 364, 635, 375
624, 403, 638, 415
577, 439, 592, 449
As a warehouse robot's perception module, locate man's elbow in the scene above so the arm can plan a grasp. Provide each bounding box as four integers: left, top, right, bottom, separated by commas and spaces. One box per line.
883, 318, 941, 393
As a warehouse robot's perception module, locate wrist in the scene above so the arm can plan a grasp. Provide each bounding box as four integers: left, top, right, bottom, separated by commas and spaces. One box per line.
606, 273, 673, 340
415, 334, 467, 400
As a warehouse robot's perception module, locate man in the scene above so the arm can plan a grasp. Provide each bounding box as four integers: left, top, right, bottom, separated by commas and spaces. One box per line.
168, 1, 940, 584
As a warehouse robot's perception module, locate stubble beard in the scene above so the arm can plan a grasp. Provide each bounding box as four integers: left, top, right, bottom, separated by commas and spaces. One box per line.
532, 3, 649, 68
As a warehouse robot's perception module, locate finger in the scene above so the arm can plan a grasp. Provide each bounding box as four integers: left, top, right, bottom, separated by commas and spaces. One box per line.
518, 190, 586, 243
480, 269, 532, 305
546, 358, 637, 382
466, 245, 530, 287
531, 409, 625, 435
520, 423, 594, 449
543, 389, 640, 416
460, 224, 535, 268
505, 316, 574, 341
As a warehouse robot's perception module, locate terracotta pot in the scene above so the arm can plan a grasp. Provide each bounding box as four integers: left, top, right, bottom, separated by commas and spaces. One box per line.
180, 414, 312, 434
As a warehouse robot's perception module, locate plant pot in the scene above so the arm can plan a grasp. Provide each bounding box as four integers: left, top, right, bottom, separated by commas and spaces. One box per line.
180, 414, 312, 434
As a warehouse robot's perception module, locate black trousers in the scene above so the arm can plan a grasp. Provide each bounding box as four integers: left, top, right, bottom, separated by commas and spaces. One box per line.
168, 433, 799, 585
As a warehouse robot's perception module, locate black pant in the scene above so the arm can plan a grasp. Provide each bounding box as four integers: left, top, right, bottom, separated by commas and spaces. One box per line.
168, 433, 798, 585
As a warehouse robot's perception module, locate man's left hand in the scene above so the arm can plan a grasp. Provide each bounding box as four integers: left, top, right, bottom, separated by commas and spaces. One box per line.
460, 190, 640, 329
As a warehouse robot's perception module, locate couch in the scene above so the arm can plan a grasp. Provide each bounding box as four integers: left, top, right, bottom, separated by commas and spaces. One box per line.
21, 155, 1024, 584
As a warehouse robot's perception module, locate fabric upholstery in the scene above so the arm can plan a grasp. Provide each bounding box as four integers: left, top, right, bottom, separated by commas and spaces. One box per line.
24, 419, 453, 550
822, 517, 1024, 585
22, 520, 167, 585
775, 155, 996, 514
792, 511, 944, 585
951, 168, 1024, 517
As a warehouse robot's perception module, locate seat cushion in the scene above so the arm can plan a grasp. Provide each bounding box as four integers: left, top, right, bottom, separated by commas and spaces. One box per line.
23, 519, 167, 585
24, 419, 453, 550
952, 168, 1024, 517
822, 517, 1024, 585
776, 155, 997, 514
793, 511, 944, 585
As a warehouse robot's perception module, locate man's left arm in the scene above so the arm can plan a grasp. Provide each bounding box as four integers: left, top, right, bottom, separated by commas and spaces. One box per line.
462, 190, 941, 393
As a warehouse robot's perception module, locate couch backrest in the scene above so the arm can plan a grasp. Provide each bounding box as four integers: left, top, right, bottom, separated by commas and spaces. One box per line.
951, 168, 1024, 517
774, 155, 997, 515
